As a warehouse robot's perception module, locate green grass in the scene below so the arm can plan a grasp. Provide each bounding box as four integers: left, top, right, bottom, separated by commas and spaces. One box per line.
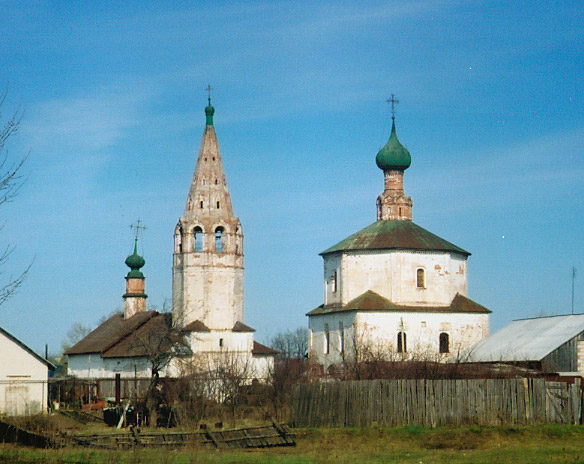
1, 425, 584, 463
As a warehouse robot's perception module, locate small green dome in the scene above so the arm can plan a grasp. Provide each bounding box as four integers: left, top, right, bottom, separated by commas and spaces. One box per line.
375, 120, 411, 171
125, 239, 145, 279
205, 104, 215, 126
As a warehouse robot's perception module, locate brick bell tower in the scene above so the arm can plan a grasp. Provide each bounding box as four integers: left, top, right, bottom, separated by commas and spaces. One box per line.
123, 237, 147, 319
172, 95, 244, 330
375, 95, 413, 221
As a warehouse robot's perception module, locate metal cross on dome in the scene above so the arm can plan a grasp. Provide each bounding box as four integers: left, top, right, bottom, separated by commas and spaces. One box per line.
206, 84, 213, 105
130, 219, 147, 241
387, 94, 399, 120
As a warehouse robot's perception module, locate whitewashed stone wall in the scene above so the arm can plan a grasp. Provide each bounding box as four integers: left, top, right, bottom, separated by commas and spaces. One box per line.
324, 250, 467, 307
309, 311, 488, 371
68, 354, 153, 379
173, 249, 244, 330
0, 332, 50, 415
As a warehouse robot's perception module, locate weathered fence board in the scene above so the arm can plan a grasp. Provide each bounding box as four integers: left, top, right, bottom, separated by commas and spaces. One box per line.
290, 378, 583, 428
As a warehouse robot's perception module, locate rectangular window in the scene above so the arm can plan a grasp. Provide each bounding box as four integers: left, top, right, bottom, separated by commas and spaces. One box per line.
331, 270, 338, 293
324, 323, 330, 354
397, 331, 407, 353
416, 268, 425, 288
219, 338, 223, 347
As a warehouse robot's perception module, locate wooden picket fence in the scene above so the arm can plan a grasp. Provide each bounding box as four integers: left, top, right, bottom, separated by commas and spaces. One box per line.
290, 378, 583, 427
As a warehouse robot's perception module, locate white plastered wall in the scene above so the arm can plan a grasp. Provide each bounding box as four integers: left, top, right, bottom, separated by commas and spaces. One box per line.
0, 332, 50, 415
325, 250, 467, 307
309, 311, 488, 371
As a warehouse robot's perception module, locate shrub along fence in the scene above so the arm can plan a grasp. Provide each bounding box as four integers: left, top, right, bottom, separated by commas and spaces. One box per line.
290, 378, 583, 427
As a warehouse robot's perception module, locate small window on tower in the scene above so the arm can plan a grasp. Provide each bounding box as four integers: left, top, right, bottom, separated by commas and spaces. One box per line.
215, 179, 218, 185
219, 338, 223, 347
416, 268, 426, 288
324, 323, 330, 354
212, 157, 215, 161
200, 201, 203, 209
331, 270, 338, 293
217, 201, 220, 208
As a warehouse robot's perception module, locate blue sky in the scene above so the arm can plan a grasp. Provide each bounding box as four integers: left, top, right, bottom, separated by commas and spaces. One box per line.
1, 1, 582, 355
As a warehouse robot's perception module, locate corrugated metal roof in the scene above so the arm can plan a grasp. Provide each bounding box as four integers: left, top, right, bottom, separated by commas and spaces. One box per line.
320, 220, 470, 256
462, 314, 584, 363
307, 291, 490, 316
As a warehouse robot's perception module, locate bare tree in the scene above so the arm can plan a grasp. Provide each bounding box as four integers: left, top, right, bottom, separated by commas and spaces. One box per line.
0, 85, 30, 306
271, 327, 308, 359
61, 321, 93, 354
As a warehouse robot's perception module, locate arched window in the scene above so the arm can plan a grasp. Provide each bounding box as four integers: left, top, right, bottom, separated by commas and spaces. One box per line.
324, 323, 330, 354
397, 331, 407, 353
439, 332, 449, 354
331, 270, 338, 293
416, 268, 426, 288
215, 227, 224, 253
193, 226, 203, 252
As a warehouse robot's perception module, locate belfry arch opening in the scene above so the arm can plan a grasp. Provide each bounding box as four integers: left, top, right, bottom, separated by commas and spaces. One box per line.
193, 226, 203, 252
215, 227, 224, 253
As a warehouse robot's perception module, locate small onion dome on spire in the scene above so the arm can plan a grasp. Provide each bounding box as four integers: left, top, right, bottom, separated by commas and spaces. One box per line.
125, 238, 145, 279
205, 103, 215, 126
375, 119, 411, 171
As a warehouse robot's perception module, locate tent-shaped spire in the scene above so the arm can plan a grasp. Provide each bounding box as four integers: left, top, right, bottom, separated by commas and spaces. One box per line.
184, 104, 236, 222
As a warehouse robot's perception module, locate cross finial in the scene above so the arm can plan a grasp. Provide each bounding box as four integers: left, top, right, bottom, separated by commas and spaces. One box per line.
130, 219, 147, 242
206, 84, 213, 105
387, 94, 399, 120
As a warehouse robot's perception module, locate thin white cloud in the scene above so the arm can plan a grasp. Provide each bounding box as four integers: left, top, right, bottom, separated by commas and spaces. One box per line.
21, 80, 154, 154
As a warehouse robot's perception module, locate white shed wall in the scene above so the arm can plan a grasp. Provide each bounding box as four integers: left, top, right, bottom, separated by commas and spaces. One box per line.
0, 332, 50, 415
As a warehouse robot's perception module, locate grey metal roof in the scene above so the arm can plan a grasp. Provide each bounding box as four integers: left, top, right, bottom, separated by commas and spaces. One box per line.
320, 220, 470, 256
462, 314, 584, 363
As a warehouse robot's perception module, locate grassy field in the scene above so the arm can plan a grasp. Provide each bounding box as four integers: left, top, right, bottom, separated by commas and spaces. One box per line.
1, 425, 584, 463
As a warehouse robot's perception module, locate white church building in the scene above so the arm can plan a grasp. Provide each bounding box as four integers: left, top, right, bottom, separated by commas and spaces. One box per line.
66, 100, 276, 381
308, 108, 491, 371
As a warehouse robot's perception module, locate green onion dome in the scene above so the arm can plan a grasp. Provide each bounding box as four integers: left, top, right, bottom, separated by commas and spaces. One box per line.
375, 119, 411, 171
125, 239, 145, 278
205, 104, 215, 126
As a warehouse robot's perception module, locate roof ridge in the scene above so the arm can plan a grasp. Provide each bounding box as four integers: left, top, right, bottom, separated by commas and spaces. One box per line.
100, 311, 159, 355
